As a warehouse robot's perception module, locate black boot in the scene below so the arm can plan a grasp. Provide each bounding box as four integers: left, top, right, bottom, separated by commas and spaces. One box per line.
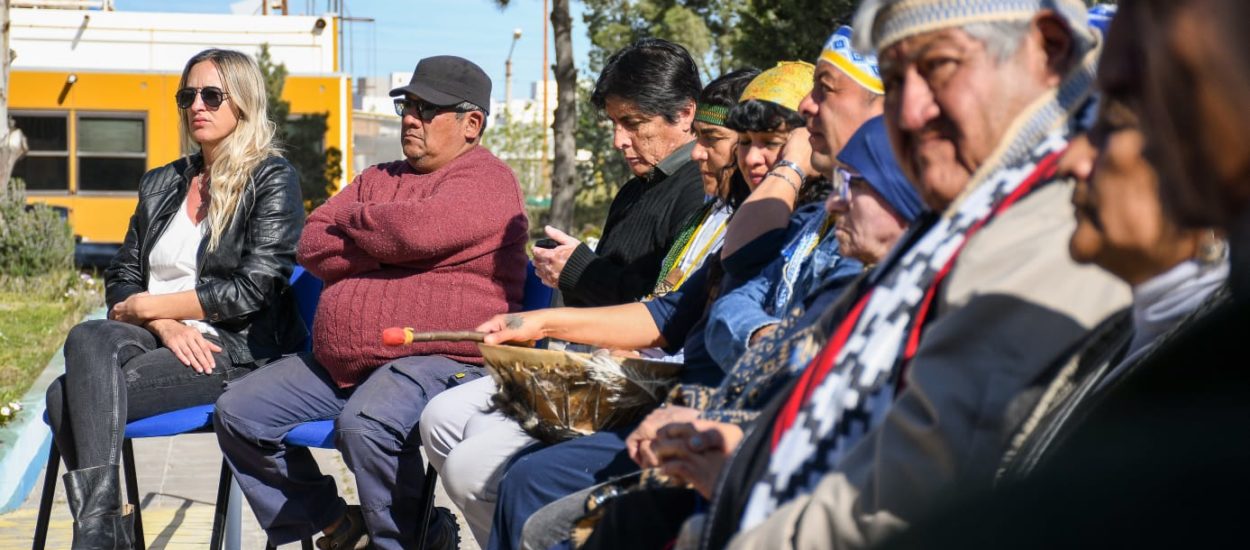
63, 465, 135, 549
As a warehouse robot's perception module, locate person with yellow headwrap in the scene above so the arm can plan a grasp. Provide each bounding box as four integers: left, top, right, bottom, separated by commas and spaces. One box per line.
722, 25, 886, 260
702, 60, 864, 372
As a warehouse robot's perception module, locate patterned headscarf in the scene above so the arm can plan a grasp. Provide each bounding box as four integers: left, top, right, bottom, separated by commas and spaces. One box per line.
819, 25, 883, 95
853, 0, 1097, 57
738, 61, 816, 112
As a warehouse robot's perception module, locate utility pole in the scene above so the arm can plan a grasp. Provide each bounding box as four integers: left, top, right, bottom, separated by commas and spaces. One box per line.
0, 0, 28, 188
505, 28, 521, 123
540, 0, 549, 186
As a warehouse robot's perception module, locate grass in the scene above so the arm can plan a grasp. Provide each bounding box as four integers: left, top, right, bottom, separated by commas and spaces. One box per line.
0, 270, 103, 414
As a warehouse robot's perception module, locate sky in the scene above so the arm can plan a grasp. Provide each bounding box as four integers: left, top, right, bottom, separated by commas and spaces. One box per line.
113, 0, 593, 104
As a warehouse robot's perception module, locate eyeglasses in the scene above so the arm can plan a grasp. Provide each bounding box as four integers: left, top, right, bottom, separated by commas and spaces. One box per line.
393, 98, 470, 120
833, 167, 865, 200
175, 86, 230, 110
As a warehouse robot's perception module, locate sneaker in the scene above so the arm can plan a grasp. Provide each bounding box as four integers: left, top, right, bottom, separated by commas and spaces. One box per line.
316, 505, 371, 550
421, 506, 461, 550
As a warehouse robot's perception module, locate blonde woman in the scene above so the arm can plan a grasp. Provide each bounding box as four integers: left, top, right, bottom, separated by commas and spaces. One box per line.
44, 48, 304, 548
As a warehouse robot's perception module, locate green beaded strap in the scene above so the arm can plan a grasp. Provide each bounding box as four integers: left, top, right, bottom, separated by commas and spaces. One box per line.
655, 201, 715, 291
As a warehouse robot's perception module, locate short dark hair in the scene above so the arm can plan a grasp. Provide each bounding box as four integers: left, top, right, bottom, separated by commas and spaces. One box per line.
453, 100, 487, 139
591, 38, 702, 123
724, 99, 805, 133
699, 68, 760, 112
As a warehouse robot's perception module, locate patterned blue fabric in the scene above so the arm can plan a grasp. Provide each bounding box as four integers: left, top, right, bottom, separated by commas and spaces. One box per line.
642, 260, 728, 387
705, 206, 862, 370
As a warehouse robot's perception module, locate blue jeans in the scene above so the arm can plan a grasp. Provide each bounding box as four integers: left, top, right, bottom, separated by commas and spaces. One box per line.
214, 352, 483, 548
488, 428, 640, 550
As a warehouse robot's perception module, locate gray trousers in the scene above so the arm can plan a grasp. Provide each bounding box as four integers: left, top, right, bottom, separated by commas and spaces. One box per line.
419, 376, 537, 545
214, 352, 483, 548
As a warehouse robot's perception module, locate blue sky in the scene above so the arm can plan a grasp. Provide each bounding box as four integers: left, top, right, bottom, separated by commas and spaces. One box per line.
114, 0, 593, 104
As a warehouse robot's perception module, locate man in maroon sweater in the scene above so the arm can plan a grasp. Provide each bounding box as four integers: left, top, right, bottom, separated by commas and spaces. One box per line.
215, 56, 528, 550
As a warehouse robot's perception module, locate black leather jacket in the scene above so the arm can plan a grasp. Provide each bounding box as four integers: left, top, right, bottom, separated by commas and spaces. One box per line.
105, 153, 307, 365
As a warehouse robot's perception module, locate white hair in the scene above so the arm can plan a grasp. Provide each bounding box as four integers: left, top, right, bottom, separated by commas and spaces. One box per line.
963, 21, 1033, 62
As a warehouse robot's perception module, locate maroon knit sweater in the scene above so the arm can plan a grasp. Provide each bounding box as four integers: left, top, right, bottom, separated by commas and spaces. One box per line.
297, 146, 529, 388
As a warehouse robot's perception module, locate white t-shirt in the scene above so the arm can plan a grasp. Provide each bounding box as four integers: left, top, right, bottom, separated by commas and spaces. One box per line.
146, 193, 218, 336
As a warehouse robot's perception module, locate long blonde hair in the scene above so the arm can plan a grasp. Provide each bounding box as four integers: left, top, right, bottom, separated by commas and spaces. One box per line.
177, 49, 280, 251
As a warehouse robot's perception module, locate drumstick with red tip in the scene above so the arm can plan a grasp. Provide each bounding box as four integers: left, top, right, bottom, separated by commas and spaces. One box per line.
381, 327, 487, 346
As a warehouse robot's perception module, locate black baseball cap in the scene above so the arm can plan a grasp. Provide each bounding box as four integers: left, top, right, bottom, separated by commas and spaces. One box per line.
390, 55, 492, 114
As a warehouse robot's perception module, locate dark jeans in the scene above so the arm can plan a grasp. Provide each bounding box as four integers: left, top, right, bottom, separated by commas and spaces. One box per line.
213, 352, 484, 548
488, 428, 641, 550
44, 319, 249, 471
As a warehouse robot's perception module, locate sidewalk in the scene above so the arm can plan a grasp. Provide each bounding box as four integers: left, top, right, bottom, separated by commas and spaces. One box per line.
0, 432, 478, 549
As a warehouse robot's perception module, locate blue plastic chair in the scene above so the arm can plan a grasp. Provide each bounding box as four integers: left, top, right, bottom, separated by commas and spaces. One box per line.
33, 267, 322, 550
271, 261, 553, 550
33, 406, 224, 550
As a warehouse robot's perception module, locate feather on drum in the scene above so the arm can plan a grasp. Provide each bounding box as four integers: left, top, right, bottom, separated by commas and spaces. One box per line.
482, 345, 682, 444
380, 328, 682, 444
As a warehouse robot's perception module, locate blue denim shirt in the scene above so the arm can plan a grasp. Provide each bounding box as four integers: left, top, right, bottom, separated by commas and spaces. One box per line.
642, 260, 723, 388
720, 202, 825, 288
704, 206, 863, 369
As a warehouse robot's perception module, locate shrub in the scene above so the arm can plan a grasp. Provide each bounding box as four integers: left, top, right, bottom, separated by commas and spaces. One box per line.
0, 178, 75, 277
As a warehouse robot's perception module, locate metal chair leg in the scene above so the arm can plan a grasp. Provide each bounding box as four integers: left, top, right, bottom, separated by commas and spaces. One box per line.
32, 441, 61, 550
416, 464, 439, 550
301, 538, 314, 550
122, 439, 146, 550
210, 459, 232, 550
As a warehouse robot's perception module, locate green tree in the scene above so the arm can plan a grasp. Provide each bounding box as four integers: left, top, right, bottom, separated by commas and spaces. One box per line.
482, 113, 547, 203
0, 178, 73, 277
731, 0, 858, 69
257, 44, 342, 210
582, 0, 719, 75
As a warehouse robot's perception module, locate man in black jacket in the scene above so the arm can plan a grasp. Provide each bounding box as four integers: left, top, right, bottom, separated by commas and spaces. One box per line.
532, 37, 706, 307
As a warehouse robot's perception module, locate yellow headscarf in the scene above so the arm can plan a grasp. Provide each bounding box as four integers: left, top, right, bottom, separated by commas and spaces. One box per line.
738, 61, 816, 111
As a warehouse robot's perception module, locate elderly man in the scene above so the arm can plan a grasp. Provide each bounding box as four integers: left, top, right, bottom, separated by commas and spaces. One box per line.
678, 1, 1132, 548
532, 38, 706, 307
214, 56, 528, 550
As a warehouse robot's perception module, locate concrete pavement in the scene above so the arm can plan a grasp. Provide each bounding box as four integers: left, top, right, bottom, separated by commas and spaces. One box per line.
0, 432, 478, 549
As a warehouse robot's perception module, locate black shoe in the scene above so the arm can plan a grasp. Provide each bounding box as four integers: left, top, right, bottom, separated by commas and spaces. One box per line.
63, 465, 135, 550
421, 506, 461, 550
316, 505, 371, 550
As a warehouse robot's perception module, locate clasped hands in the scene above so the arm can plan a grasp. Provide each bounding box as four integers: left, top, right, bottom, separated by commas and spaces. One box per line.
625, 405, 745, 499
111, 292, 221, 374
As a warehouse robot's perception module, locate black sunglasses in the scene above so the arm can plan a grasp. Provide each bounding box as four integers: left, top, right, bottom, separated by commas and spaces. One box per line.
176, 86, 230, 110
393, 98, 470, 120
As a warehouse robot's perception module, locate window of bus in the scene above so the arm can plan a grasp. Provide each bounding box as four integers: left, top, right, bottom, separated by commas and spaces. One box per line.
11, 112, 69, 192
77, 114, 146, 193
